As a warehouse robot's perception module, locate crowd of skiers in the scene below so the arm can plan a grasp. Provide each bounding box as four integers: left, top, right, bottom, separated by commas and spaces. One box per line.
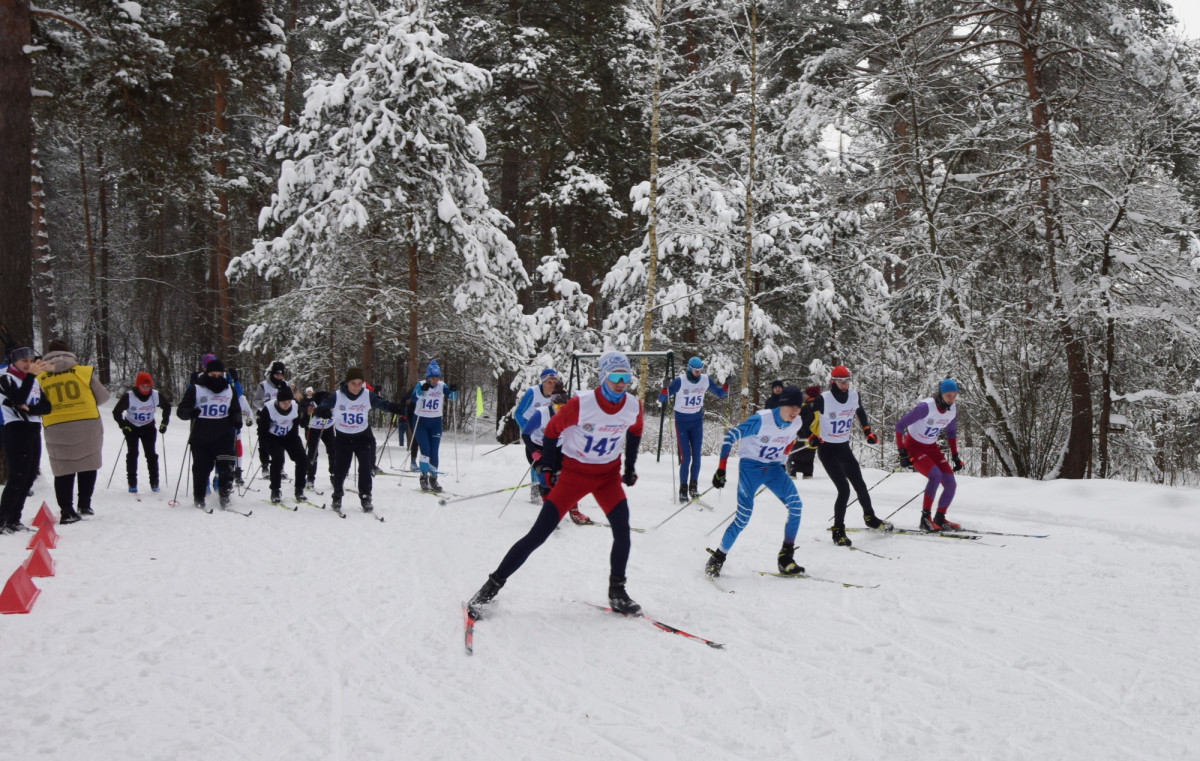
0, 345, 460, 531
1, 341, 964, 628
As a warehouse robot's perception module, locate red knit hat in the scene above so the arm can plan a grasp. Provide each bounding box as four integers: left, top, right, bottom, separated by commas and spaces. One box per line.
135, 372, 153, 387
830, 365, 851, 380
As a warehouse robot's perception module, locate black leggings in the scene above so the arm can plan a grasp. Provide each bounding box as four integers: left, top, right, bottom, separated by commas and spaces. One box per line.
264, 432, 308, 493
818, 442, 873, 528
0, 422, 41, 526
55, 470, 97, 513
125, 424, 159, 487
492, 499, 632, 581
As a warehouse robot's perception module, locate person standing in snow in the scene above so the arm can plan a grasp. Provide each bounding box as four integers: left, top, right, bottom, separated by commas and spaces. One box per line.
177, 358, 243, 511
520, 385, 594, 525
763, 379, 784, 409
113, 371, 171, 494
311, 367, 405, 513
894, 378, 964, 531
514, 368, 562, 502
254, 361, 290, 478
704, 385, 806, 579
785, 385, 821, 479
0, 347, 50, 532
303, 389, 335, 489
801, 365, 890, 547
658, 356, 727, 503
467, 351, 644, 619
258, 385, 309, 504
39, 339, 111, 523
411, 361, 457, 493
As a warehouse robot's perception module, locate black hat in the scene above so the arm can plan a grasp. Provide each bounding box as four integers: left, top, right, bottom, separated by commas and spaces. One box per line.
276, 385, 294, 402
770, 379, 784, 390
9, 347, 36, 362
778, 385, 804, 407
205, 358, 225, 373
270, 361, 286, 375
345, 367, 365, 383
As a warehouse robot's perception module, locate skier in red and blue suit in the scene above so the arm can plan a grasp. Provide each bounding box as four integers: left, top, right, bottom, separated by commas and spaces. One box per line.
468, 351, 644, 618
658, 356, 727, 504
704, 385, 807, 579
894, 378, 964, 531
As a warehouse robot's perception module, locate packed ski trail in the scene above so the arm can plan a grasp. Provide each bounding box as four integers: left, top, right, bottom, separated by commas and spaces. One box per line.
3, 411, 1199, 760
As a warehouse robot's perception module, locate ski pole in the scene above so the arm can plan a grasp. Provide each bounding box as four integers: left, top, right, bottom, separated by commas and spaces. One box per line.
480, 441, 513, 457
160, 430, 169, 489
883, 488, 924, 521
439, 481, 531, 506
498, 464, 533, 519
653, 485, 718, 531
106, 434, 127, 489
375, 414, 397, 468
238, 462, 261, 498
169, 442, 192, 507
828, 466, 901, 521
706, 509, 735, 537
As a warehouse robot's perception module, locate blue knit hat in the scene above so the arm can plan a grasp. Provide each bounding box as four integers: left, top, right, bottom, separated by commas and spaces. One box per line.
426, 360, 441, 379
597, 351, 632, 383
540, 368, 558, 382
688, 357, 703, 370
939, 378, 958, 395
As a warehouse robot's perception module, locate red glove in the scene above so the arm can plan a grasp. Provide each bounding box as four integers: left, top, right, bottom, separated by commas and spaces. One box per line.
863, 425, 879, 445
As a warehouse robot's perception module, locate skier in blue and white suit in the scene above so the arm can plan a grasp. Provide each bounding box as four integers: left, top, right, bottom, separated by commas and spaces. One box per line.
658, 356, 727, 503
704, 385, 806, 579
411, 360, 457, 493
514, 368, 561, 502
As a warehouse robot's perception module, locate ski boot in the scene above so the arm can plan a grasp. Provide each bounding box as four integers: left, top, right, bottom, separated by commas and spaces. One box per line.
194, 498, 207, 511
219, 490, 232, 510
920, 511, 939, 532
705, 548, 727, 578
864, 513, 893, 531
529, 482, 541, 503
419, 473, 430, 492
60, 509, 82, 525
151, 483, 161, 493
294, 489, 306, 503
129, 486, 138, 494
270, 489, 283, 504
234, 467, 245, 487
688, 480, 699, 500
777, 543, 805, 575
409, 460, 420, 473
467, 574, 506, 619
678, 484, 689, 504
933, 511, 960, 531
361, 495, 374, 513
608, 576, 642, 616
331, 496, 342, 512
831, 526, 852, 546
568, 507, 593, 525
79, 500, 94, 516
428, 477, 444, 494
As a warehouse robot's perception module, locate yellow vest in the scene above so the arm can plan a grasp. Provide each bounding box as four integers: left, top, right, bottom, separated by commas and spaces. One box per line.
37, 365, 100, 426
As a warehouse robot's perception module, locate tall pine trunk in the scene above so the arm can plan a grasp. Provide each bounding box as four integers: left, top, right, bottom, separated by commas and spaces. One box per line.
212, 69, 234, 355
637, 0, 664, 391
739, 1, 758, 418
31, 139, 58, 346
96, 144, 111, 382
1015, 0, 1092, 478
0, 0, 33, 350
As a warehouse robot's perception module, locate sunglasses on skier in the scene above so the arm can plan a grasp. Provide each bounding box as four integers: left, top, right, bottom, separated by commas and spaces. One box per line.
606, 372, 631, 384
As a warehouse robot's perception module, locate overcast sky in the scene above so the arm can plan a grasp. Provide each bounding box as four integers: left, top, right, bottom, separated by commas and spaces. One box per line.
1169, 0, 1200, 39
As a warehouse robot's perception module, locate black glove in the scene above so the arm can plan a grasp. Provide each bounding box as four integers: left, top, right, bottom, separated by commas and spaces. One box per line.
898, 449, 912, 470
120, 424, 134, 436
158, 423, 168, 434
806, 433, 822, 449
952, 454, 964, 473
313, 407, 332, 420
421, 381, 430, 391
622, 470, 638, 487
533, 461, 558, 489
449, 383, 458, 393
712, 469, 726, 489
863, 425, 879, 445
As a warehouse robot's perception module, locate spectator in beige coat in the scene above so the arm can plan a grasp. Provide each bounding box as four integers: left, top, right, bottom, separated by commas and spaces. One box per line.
38, 339, 110, 523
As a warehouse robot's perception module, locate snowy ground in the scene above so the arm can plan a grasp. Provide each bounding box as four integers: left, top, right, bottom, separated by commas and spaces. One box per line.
3, 409, 1199, 760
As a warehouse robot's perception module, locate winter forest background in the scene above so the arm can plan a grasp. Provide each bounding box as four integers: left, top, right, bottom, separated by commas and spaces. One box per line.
2, 0, 1200, 485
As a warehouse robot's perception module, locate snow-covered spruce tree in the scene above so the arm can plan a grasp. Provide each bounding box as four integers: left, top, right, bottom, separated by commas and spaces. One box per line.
231, 2, 531, 390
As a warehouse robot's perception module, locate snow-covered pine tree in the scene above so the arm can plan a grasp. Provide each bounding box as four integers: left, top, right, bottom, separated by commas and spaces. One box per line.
232, 1, 530, 387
